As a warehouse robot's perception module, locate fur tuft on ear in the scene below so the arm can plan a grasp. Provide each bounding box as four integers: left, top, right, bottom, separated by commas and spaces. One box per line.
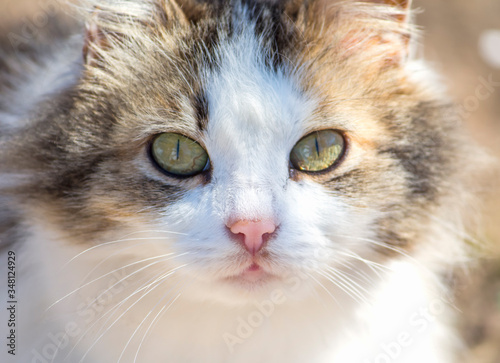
81, 0, 205, 66
83, 14, 108, 66
295, 0, 415, 69
367, 0, 411, 9
365, 0, 412, 22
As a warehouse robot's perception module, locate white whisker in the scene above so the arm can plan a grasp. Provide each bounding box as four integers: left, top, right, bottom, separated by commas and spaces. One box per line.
326, 267, 373, 304
86, 253, 188, 309
77, 264, 187, 363
134, 293, 182, 363
306, 272, 343, 310
62, 229, 188, 268
117, 277, 186, 363
317, 269, 367, 306
63, 266, 170, 360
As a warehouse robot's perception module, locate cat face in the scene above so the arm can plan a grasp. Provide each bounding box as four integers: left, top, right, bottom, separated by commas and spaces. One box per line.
3, 0, 467, 304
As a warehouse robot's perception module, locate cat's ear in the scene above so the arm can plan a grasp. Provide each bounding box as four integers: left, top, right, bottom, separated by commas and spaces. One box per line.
363, 0, 412, 22
295, 0, 413, 67
82, 0, 201, 66
83, 13, 108, 66
342, 0, 413, 64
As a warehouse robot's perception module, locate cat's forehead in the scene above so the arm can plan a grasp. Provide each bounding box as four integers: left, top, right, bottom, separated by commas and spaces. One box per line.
203, 29, 313, 144
107, 1, 399, 143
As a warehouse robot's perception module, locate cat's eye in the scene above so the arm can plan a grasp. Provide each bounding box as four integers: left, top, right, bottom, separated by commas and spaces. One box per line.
150, 133, 209, 177
290, 130, 345, 173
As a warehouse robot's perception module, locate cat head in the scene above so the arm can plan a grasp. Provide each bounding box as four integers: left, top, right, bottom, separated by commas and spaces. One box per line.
1, 0, 477, 304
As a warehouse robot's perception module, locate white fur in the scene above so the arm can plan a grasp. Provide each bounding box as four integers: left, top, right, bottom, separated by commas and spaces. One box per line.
3, 20, 460, 363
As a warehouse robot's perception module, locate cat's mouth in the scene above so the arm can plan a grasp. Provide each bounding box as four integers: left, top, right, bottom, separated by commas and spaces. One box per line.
240, 263, 267, 281
225, 262, 275, 285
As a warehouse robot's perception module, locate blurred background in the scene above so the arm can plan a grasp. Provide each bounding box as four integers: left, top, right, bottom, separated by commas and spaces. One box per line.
1, 0, 499, 362
413, 1, 500, 362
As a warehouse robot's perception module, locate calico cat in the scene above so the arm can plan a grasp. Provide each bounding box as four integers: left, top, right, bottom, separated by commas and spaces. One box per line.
0, 0, 483, 362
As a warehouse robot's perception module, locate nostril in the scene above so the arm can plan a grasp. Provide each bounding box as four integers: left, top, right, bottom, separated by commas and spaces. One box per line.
228, 230, 245, 244
261, 231, 273, 245
228, 220, 276, 236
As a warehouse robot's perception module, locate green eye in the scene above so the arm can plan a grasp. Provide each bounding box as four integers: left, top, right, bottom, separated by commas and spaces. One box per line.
151, 133, 209, 177
290, 130, 345, 172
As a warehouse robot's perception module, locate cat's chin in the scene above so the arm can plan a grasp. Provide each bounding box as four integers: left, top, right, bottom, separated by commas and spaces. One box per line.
223, 263, 277, 287
212, 278, 289, 306
194, 264, 315, 306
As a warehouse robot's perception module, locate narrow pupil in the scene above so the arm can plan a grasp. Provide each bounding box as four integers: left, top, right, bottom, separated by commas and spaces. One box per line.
176, 139, 180, 160
314, 136, 320, 157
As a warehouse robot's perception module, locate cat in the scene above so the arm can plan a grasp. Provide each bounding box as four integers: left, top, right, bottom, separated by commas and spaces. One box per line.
0, 0, 484, 362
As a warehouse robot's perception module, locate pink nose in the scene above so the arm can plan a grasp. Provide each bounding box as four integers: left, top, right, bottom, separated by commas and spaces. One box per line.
228, 220, 276, 255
